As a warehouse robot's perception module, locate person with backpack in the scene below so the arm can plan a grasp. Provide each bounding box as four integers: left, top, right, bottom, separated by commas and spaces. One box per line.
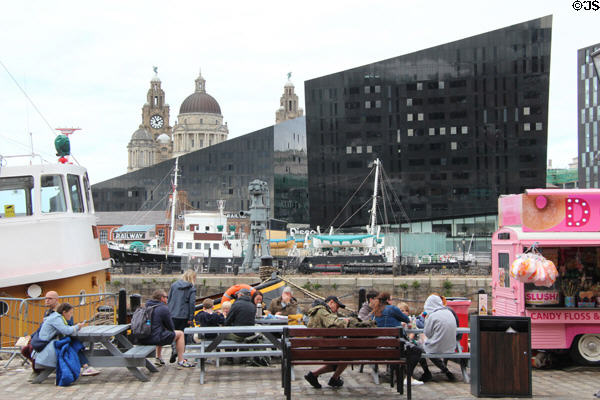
167, 269, 197, 362
140, 289, 194, 368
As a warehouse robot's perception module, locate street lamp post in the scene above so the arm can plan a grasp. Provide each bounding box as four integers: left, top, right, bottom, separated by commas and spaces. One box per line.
462, 238, 466, 262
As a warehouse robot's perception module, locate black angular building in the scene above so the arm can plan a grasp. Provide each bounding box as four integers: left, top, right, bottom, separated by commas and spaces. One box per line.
92, 117, 308, 223
577, 43, 600, 188
305, 16, 551, 234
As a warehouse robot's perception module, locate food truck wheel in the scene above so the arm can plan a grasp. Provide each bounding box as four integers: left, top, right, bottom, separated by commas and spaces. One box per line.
570, 334, 600, 365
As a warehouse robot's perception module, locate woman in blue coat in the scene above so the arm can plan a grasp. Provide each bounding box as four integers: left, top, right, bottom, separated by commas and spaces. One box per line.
33, 303, 99, 376
370, 292, 410, 327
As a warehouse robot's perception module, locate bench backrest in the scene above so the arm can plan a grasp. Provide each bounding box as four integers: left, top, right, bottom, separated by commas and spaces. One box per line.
284, 327, 404, 362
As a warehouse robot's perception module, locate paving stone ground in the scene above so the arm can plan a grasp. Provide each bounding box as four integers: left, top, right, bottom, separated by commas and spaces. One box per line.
1, 351, 599, 400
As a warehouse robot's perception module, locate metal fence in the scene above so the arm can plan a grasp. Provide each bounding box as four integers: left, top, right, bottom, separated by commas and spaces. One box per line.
0, 293, 117, 350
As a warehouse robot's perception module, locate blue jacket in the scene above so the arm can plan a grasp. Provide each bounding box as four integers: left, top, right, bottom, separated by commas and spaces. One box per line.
54, 336, 84, 386
141, 299, 175, 345
371, 305, 410, 327
168, 279, 196, 321
195, 311, 225, 339
33, 311, 78, 368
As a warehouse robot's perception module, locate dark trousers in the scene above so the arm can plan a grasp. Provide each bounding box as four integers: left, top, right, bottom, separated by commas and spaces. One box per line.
172, 318, 191, 345
418, 357, 449, 375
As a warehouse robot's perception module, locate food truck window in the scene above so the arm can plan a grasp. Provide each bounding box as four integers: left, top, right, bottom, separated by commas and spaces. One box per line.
498, 252, 510, 288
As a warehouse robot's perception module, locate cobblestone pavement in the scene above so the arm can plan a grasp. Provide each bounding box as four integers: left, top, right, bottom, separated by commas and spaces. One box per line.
1, 355, 598, 400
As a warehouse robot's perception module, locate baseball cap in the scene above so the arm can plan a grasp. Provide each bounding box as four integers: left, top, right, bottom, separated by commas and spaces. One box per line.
237, 288, 251, 297
324, 295, 346, 309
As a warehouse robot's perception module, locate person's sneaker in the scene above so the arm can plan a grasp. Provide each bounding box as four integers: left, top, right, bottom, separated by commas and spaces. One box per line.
445, 371, 456, 382
27, 371, 40, 382
81, 367, 100, 376
404, 378, 424, 386
153, 357, 166, 366
176, 360, 195, 368
304, 372, 322, 389
417, 372, 432, 382
327, 376, 344, 388
169, 351, 177, 364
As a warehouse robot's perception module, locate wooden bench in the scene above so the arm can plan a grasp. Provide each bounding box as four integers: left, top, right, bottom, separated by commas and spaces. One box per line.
33, 344, 157, 384
406, 327, 471, 383
282, 327, 410, 400
420, 342, 470, 383
183, 325, 308, 384
122, 345, 156, 360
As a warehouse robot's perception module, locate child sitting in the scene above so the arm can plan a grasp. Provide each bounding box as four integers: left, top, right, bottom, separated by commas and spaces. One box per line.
194, 299, 225, 340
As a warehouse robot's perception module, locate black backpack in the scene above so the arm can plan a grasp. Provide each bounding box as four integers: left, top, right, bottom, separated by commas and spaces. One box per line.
131, 305, 158, 339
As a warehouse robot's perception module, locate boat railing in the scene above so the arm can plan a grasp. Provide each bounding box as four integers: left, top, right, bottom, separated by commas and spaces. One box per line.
0, 292, 117, 352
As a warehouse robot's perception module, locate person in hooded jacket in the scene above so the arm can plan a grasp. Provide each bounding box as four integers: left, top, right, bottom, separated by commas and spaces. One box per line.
416, 294, 457, 382
358, 290, 379, 321
142, 289, 193, 368
167, 270, 197, 361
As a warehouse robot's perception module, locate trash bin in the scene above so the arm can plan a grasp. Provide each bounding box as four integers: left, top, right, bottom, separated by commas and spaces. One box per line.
470, 315, 531, 398
446, 297, 471, 352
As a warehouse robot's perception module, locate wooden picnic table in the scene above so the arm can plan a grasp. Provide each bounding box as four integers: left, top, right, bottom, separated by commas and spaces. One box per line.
33, 324, 158, 383
184, 325, 306, 384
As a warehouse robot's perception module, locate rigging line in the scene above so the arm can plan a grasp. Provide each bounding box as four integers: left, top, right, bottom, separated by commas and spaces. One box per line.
125, 166, 175, 225
326, 166, 374, 229
316, 172, 374, 188
377, 166, 390, 233
379, 173, 400, 227
0, 58, 56, 137
334, 197, 372, 231
381, 167, 411, 224
0, 133, 54, 159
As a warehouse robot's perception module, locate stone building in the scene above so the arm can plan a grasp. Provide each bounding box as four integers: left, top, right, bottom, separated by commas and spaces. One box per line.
127, 69, 173, 172
172, 70, 229, 157
276, 74, 303, 124
127, 68, 228, 171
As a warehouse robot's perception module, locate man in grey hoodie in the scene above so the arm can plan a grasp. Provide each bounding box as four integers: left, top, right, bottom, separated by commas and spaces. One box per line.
417, 294, 457, 382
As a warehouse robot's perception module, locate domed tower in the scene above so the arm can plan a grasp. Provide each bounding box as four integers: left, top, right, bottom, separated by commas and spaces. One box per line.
172, 69, 228, 157
127, 67, 173, 171
276, 73, 303, 124
127, 126, 155, 172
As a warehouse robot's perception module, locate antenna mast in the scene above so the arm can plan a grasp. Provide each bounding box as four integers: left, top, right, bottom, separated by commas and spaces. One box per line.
369, 158, 380, 235
168, 157, 179, 254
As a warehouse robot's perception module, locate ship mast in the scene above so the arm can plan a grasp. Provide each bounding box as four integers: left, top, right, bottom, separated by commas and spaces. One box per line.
369, 158, 380, 235
168, 157, 179, 254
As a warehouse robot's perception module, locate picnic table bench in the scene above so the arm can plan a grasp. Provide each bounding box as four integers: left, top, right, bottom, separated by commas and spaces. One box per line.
282, 327, 410, 400
33, 324, 158, 383
406, 327, 471, 383
183, 325, 306, 384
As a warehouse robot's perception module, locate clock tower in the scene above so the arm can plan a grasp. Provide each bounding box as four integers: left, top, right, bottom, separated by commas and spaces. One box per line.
127, 67, 173, 172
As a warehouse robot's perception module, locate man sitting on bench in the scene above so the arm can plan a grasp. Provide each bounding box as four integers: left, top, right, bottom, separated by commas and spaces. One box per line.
303, 296, 350, 389
417, 294, 457, 382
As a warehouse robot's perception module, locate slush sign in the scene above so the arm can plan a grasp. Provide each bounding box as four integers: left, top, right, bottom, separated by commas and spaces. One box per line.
114, 232, 146, 240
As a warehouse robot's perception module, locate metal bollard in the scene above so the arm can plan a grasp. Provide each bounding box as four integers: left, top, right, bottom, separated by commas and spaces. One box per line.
358, 288, 366, 310
130, 294, 141, 312
118, 288, 127, 325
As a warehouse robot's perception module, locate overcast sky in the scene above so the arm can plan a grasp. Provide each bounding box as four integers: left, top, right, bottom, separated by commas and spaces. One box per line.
0, 0, 597, 184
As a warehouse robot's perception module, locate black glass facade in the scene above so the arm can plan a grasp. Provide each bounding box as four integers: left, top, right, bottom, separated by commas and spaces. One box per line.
577, 43, 600, 188
92, 117, 308, 223
305, 16, 552, 228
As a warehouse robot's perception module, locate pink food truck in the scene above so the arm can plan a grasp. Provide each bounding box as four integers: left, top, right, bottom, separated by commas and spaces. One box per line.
492, 189, 600, 364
